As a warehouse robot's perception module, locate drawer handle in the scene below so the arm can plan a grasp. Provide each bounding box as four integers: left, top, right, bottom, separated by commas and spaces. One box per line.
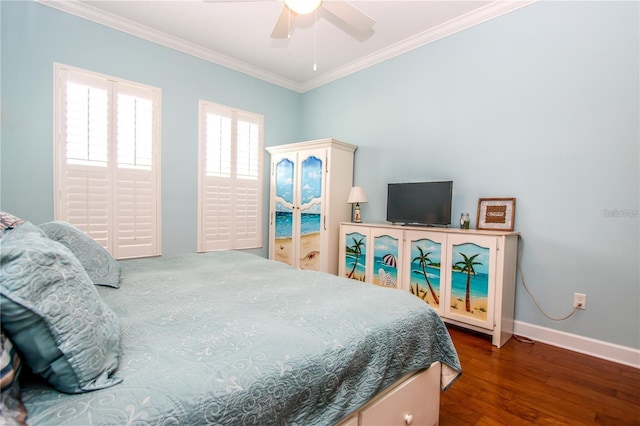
404, 414, 414, 425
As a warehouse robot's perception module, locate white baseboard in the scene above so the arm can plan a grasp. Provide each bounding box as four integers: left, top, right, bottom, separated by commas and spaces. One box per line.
513, 321, 640, 369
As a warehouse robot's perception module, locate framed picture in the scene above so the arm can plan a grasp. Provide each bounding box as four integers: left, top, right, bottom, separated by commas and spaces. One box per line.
476, 197, 516, 231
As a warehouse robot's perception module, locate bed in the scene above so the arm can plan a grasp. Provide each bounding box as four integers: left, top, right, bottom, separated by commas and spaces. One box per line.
0, 217, 461, 426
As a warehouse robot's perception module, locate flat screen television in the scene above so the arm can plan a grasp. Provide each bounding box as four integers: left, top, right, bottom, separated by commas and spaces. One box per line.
386, 181, 453, 226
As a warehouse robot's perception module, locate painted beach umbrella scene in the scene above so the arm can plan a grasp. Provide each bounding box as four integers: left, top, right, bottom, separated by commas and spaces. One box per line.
377, 252, 398, 287
373, 235, 399, 288
382, 253, 397, 268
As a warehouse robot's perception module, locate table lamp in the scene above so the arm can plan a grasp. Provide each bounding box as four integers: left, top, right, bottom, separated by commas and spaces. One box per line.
347, 186, 368, 223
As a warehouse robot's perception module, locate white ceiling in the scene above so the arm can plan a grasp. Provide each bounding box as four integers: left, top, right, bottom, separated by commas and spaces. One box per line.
40, 0, 533, 92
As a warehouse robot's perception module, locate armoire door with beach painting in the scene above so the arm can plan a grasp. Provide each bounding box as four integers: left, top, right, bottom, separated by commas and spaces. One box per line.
270, 148, 326, 271
267, 139, 356, 274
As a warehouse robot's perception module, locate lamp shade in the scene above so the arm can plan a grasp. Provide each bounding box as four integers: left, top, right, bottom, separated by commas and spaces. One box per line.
347, 186, 368, 204
285, 0, 322, 15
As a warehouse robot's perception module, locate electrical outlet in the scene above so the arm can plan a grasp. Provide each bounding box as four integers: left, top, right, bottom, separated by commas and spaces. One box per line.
573, 293, 586, 310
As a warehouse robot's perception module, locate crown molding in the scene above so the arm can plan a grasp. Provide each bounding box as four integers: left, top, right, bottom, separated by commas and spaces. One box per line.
36, 0, 306, 92
301, 0, 536, 92
37, 0, 535, 94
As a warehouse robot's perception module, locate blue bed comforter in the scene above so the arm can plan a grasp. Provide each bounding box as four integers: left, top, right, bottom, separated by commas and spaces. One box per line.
20, 251, 460, 425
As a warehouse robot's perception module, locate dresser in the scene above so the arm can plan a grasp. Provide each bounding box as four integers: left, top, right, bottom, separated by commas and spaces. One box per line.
339, 222, 519, 347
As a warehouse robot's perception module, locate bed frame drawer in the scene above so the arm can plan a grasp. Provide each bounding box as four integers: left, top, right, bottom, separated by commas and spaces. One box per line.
336, 362, 441, 426
360, 365, 440, 426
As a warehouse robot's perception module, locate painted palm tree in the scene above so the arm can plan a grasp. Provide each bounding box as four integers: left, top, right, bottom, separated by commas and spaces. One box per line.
346, 236, 365, 279
455, 253, 482, 313
412, 246, 439, 305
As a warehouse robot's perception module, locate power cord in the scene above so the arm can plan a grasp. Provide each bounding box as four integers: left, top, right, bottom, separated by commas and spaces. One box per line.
513, 335, 536, 344
517, 235, 579, 321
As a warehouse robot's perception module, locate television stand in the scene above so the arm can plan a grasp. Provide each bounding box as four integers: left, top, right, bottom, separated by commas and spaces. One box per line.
339, 222, 519, 348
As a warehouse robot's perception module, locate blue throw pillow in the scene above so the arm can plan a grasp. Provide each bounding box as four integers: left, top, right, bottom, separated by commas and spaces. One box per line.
0, 224, 122, 394
39, 220, 121, 288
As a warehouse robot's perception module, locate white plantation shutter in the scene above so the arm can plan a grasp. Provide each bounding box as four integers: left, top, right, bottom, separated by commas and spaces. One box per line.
198, 101, 263, 251
113, 83, 159, 258
114, 169, 156, 258
61, 168, 110, 248
56, 69, 112, 250
233, 112, 261, 248
54, 63, 161, 259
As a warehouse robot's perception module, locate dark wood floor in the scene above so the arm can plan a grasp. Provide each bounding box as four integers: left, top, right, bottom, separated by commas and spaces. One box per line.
440, 326, 640, 425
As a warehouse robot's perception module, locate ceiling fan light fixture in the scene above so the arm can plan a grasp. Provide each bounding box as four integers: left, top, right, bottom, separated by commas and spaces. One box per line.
285, 0, 321, 15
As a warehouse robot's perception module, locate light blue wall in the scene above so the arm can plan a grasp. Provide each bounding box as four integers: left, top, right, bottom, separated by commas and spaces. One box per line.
2, 1, 638, 349
301, 1, 639, 348
0, 1, 302, 257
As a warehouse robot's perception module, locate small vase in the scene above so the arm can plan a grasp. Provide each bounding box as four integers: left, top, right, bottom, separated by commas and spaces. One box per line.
460, 213, 470, 229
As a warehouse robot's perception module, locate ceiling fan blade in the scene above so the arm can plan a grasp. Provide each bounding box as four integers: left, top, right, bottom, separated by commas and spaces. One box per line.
271, 5, 297, 38
202, 0, 272, 2
322, 0, 375, 34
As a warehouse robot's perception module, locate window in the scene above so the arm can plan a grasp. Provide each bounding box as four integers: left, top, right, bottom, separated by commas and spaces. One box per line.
198, 101, 263, 251
54, 63, 161, 259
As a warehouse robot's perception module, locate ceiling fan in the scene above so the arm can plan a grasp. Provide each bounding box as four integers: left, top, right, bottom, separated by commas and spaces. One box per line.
205, 0, 375, 39
271, 0, 375, 39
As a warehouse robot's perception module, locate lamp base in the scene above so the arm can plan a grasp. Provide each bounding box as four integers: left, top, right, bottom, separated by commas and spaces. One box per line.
353, 203, 362, 223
